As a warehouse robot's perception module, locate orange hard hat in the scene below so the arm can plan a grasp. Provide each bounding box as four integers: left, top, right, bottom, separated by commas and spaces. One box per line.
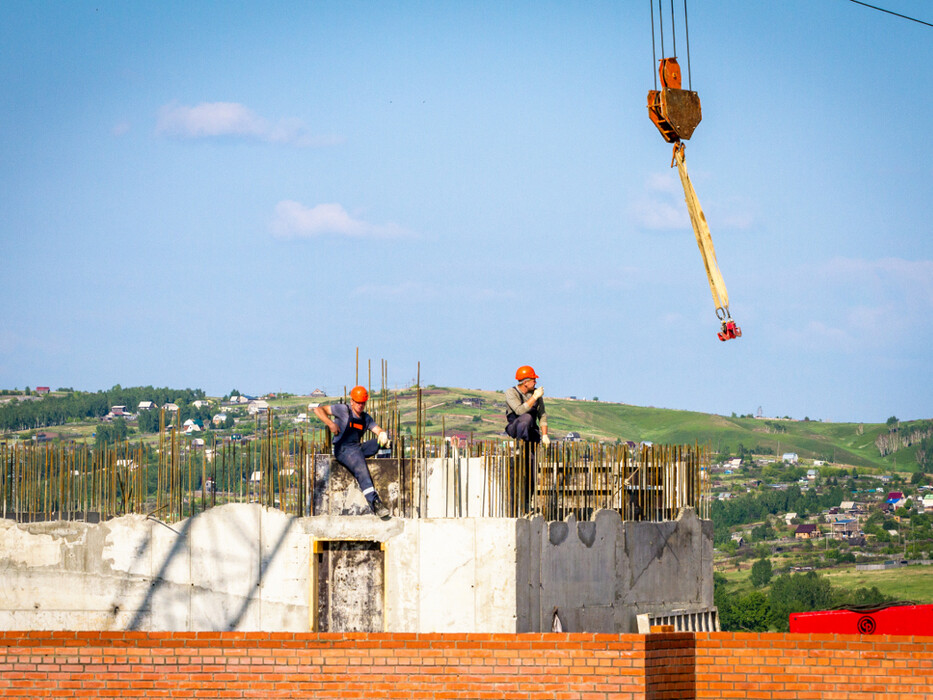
349, 386, 369, 403
515, 365, 539, 382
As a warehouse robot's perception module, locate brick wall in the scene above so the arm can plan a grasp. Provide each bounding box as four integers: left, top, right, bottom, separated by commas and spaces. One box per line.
1, 631, 931, 699
696, 632, 933, 700
0, 632, 648, 699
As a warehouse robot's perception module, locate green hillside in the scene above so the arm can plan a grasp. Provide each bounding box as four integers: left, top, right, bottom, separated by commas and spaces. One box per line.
379, 386, 929, 473
3, 384, 928, 474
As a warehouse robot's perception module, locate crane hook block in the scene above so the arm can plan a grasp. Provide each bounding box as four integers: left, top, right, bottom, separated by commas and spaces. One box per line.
647, 58, 702, 143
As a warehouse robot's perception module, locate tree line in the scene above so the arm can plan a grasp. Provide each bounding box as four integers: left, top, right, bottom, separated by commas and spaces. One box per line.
0, 385, 206, 433
715, 569, 892, 632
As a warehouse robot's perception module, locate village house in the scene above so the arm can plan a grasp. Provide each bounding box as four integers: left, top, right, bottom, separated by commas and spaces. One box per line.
248, 400, 269, 416
138, 401, 156, 411
795, 523, 821, 539
831, 518, 859, 539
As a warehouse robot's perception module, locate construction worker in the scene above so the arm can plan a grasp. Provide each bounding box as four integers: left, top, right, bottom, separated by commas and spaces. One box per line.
504, 365, 550, 446
313, 386, 391, 519
504, 365, 549, 517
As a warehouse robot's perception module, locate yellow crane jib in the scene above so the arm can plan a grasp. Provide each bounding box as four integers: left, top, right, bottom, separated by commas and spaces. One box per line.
671, 143, 741, 342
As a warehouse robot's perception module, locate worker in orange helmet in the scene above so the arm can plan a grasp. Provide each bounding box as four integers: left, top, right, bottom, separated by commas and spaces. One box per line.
504, 365, 549, 446
313, 385, 391, 519
505, 365, 549, 516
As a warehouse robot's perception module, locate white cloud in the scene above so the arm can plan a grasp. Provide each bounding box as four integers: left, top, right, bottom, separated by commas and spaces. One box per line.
630, 196, 689, 230
824, 257, 933, 307
156, 101, 339, 147
270, 201, 409, 239
630, 171, 755, 232
773, 257, 933, 351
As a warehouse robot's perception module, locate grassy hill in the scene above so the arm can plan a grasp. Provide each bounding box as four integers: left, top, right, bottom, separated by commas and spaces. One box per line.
4, 385, 927, 474
354, 386, 927, 473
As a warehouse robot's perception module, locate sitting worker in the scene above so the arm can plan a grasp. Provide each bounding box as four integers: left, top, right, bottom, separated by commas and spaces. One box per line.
313, 385, 391, 519
504, 365, 550, 446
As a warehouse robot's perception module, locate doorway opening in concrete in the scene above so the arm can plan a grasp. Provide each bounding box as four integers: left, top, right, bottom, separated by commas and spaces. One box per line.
312, 540, 385, 632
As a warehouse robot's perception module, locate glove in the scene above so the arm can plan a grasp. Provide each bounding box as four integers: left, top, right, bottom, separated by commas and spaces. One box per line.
377, 431, 390, 447
532, 387, 544, 401
541, 434, 550, 447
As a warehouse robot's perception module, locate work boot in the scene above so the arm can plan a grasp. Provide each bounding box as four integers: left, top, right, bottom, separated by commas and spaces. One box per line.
370, 494, 390, 520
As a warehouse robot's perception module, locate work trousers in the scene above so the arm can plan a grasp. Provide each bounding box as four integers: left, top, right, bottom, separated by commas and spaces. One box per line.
505, 413, 541, 443
333, 439, 380, 503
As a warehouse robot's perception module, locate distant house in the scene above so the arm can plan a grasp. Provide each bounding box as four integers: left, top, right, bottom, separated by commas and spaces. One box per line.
248, 400, 269, 416
212, 413, 228, 427
783, 512, 798, 523
886, 492, 907, 509
110, 405, 128, 417
806, 469, 818, 480
192, 400, 211, 409
563, 431, 582, 442
795, 524, 820, 539
183, 419, 203, 433
190, 438, 205, 447
730, 532, 746, 547
138, 401, 156, 411
293, 413, 309, 424
162, 403, 179, 412
921, 494, 933, 513
310, 389, 327, 398
35, 387, 50, 395
782, 453, 799, 464
840, 501, 855, 511
831, 518, 859, 539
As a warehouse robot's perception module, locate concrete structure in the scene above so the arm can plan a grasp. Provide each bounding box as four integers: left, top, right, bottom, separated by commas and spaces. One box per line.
0, 506, 711, 634
0, 454, 713, 634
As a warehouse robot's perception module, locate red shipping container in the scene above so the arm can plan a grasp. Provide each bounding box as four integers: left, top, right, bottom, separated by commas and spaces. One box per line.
790, 603, 933, 635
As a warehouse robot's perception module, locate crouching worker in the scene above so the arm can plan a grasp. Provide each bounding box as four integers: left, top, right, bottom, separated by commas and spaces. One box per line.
505, 365, 550, 446
313, 385, 391, 519
504, 365, 550, 516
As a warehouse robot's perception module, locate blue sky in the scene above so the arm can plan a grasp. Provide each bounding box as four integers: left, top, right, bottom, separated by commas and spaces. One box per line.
1, 1, 931, 424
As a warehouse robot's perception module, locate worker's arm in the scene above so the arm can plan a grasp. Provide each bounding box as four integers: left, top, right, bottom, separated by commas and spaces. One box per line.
313, 405, 339, 434
505, 386, 542, 416
364, 413, 390, 446
372, 424, 390, 446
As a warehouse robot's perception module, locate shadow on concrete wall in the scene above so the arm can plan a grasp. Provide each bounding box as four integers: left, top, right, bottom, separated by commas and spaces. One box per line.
124, 511, 298, 631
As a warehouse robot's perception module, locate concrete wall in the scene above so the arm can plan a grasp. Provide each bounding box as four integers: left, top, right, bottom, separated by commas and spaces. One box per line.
0, 503, 711, 633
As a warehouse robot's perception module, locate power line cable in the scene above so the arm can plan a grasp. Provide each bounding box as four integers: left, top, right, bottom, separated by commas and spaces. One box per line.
847, 0, 933, 28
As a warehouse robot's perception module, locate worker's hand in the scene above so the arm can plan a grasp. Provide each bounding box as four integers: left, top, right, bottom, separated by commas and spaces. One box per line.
541, 434, 550, 447
377, 431, 390, 447
328, 422, 339, 435
532, 387, 544, 401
